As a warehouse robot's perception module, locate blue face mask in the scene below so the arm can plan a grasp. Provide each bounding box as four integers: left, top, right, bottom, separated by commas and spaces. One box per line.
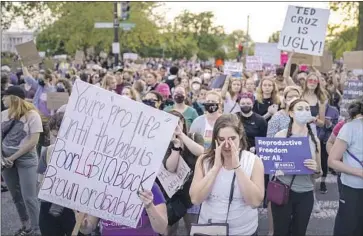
294, 110, 313, 125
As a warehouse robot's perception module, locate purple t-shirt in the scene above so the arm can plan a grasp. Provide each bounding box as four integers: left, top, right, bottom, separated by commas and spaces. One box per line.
100, 183, 165, 236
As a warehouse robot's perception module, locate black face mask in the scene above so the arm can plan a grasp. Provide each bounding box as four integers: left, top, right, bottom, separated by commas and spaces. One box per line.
38, 79, 45, 87
142, 99, 156, 108
204, 103, 219, 113
240, 105, 252, 114
174, 94, 185, 104
57, 87, 65, 92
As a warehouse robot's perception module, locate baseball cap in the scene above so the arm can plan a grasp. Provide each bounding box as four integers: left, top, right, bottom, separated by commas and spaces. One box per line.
155, 83, 171, 99
3, 86, 26, 99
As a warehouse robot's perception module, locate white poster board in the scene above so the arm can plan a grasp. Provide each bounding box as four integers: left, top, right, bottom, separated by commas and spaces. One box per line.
123, 53, 138, 60
157, 158, 191, 198
38, 79, 178, 228
278, 5, 330, 56
246, 56, 263, 71
254, 43, 280, 65
224, 62, 243, 75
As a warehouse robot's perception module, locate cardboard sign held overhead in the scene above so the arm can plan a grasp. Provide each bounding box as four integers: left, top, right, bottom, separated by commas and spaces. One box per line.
255, 43, 280, 65
315, 51, 333, 73
343, 51, 363, 70
15, 41, 42, 67
75, 50, 85, 64
278, 6, 330, 56
46, 92, 69, 110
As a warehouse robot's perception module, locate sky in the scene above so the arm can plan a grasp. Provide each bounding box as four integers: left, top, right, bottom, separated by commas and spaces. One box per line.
8, 1, 347, 43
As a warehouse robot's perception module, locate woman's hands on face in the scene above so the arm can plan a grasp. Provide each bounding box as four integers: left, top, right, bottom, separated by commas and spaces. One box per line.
228, 138, 241, 169
214, 140, 225, 170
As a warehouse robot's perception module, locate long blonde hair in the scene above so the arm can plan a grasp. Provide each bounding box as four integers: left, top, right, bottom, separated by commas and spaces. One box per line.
7, 95, 39, 120
256, 77, 280, 104
102, 75, 116, 90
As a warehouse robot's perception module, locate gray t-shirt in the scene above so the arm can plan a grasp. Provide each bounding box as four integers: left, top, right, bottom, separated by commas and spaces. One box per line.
275, 129, 316, 193
338, 118, 363, 189
1, 110, 43, 166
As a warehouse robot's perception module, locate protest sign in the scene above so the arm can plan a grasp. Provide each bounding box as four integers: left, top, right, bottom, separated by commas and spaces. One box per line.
343, 51, 363, 70
157, 158, 191, 198
211, 74, 227, 89
340, 80, 363, 118
291, 53, 314, 65
38, 79, 179, 228
75, 51, 85, 64
255, 43, 280, 65
255, 137, 314, 175
315, 51, 333, 73
280, 53, 288, 66
223, 62, 243, 75
246, 56, 263, 71
39, 52, 46, 58
278, 6, 330, 56
47, 92, 70, 110
15, 41, 42, 67
123, 53, 138, 60
54, 55, 67, 60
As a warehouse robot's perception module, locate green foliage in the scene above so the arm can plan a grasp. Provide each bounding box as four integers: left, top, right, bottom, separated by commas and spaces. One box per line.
31, 3, 255, 60
328, 2, 362, 53
268, 31, 280, 43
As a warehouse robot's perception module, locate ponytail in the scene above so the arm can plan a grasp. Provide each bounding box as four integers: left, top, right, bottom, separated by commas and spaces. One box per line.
307, 124, 319, 153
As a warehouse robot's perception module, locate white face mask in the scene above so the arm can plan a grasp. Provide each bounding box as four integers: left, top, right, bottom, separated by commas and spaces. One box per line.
294, 110, 313, 125
192, 83, 201, 91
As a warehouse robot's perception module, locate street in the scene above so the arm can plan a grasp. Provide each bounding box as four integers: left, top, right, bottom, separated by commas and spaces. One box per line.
1, 174, 338, 235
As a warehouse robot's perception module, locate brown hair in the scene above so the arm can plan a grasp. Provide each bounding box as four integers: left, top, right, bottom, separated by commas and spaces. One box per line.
302, 72, 327, 104
287, 99, 318, 153
48, 112, 65, 131
168, 110, 188, 134
200, 114, 248, 170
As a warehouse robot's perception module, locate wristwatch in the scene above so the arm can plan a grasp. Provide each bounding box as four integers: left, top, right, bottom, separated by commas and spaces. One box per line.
171, 146, 182, 152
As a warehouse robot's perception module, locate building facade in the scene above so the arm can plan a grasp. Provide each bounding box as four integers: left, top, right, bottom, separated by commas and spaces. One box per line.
1, 31, 34, 53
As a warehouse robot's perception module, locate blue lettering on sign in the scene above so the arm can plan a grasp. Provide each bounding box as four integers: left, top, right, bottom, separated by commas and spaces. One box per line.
274, 162, 296, 170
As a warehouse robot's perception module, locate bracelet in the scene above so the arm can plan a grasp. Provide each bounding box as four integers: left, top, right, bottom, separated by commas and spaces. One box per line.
171, 146, 182, 152
233, 164, 241, 170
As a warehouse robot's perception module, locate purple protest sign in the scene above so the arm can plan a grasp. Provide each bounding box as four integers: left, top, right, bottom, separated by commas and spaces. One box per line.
255, 137, 314, 175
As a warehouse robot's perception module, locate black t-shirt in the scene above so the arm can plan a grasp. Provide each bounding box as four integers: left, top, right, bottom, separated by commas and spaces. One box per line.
253, 98, 279, 122
237, 112, 267, 148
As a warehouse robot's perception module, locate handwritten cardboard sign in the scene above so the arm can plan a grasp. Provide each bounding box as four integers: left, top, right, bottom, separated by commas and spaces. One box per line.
340, 80, 363, 118
278, 6, 330, 56
343, 51, 363, 70
15, 41, 42, 67
46, 92, 69, 110
224, 62, 243, 75
38, 79, 178, 228
246, 56, 263, 71
255, 43, 280, 65
157, 158, 191, 198
315, 51, 333, 73
75, 51, 85, 64
256, 137, 313, 175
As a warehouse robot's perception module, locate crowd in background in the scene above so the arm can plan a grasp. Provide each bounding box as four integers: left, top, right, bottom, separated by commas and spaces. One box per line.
1, 51, 362, 236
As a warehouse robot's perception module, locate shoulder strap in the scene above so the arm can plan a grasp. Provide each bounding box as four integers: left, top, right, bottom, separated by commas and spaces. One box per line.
229, 101, 238, 113
289, 175, 297, 188
2, 119, 16, 140
346, 150, 363, 168
225, 173, 236, 223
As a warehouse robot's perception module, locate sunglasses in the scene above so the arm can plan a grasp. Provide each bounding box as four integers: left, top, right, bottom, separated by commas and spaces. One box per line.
307, 79, 319, 84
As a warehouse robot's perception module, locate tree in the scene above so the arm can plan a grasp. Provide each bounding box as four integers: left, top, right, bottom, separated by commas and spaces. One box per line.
268, 31, 281, 43
1, 2, 49, 30
329, 2, 362, 51
36, 2, 162, 56
223, 30, 254, 59
327, 27, 357, 59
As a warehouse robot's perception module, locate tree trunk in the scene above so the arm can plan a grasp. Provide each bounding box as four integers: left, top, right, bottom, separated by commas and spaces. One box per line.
356, 1, 363, 50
